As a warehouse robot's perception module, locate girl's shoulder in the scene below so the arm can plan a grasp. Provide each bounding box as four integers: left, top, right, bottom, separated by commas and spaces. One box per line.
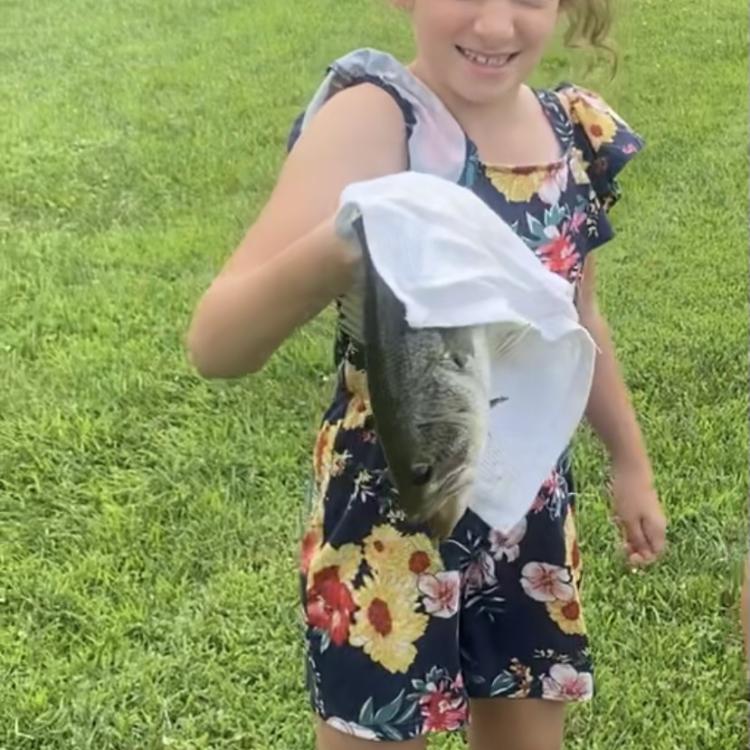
542, 82, 646, 211
551, 83, 644, 150
288, 48, 469, 183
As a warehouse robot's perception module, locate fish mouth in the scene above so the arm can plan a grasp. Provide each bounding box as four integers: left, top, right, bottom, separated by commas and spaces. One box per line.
400, 467, 474, 526
437, 464, 474, 500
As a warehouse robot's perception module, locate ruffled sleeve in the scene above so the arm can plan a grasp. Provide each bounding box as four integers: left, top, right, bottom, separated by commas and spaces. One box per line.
555, 84, 644, 212
284, 48, 470, 183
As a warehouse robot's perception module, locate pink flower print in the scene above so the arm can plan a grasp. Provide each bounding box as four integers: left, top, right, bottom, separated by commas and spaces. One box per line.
463, 549, 497, 597
418, 572, 460, 618
520, 562, 574, 603
325, 717, 379, 740
542, 664, 593, 701
569, 209, 587, 233
489, 518, 528, 562
537, 163, 569, 206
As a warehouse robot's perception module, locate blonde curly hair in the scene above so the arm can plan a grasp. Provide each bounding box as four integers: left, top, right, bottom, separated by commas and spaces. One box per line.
561, 0, 617, 64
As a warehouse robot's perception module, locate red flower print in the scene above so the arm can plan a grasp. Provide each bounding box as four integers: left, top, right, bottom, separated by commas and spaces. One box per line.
420, 672, 467, 733
306, 566, 357, 646
300, 527, 321, 577
538, 231, 578, 275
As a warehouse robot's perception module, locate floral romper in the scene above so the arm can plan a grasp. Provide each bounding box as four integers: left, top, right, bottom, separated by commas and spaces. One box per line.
288, 50, 644, 743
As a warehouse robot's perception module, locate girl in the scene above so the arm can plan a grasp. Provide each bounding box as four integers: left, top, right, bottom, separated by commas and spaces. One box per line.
187, 1, 667, 748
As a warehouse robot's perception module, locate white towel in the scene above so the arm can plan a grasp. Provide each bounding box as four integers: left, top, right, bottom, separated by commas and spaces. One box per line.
335, 171, 597, 533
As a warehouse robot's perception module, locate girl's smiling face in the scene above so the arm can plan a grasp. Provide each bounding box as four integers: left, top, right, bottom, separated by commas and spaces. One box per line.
398, 0, 562, 106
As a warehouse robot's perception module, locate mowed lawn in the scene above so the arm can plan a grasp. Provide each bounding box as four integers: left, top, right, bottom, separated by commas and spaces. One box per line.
1, 1, 747, 748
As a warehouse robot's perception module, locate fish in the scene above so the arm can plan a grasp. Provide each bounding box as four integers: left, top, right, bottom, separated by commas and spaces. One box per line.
358, 229, 508, 541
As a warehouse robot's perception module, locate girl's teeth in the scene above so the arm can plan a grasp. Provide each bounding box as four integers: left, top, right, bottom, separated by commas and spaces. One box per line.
461, 47, 512, 67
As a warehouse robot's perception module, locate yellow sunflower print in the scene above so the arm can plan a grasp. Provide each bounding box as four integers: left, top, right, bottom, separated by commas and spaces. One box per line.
569, 147, 591, 185
570, 97, 617, 151
349, 574, 429, 673
342, 363, 372, 430
309, 541, 364, 587
485, 166, 551, 203
363, 525, 442, 584
313, 419, 341, 492
546, 595, 586, 636
564, 507, 583, 585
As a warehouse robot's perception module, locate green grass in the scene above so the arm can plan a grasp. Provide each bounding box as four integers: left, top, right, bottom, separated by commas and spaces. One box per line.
1, 1, 747, 748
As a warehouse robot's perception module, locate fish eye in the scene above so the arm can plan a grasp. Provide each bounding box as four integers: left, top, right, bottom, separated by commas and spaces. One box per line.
410, 463, 433, 486
446, 352, 468, 369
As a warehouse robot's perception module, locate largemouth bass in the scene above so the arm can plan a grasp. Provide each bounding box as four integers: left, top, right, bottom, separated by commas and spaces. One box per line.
360, 238, 506, 541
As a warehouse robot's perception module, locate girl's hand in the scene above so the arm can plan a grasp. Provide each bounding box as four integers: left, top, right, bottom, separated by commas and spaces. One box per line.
609, 459, 667, 568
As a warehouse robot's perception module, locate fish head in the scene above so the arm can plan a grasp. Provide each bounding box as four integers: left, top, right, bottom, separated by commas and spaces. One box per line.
387, 325, 492, 534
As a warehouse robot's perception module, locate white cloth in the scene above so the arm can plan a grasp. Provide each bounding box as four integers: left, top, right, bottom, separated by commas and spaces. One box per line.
335, 172, 597, 533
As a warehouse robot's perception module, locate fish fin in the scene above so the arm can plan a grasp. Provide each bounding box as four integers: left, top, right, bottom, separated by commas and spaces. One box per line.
487, 323, 533, 358
333, 203, 363, 243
